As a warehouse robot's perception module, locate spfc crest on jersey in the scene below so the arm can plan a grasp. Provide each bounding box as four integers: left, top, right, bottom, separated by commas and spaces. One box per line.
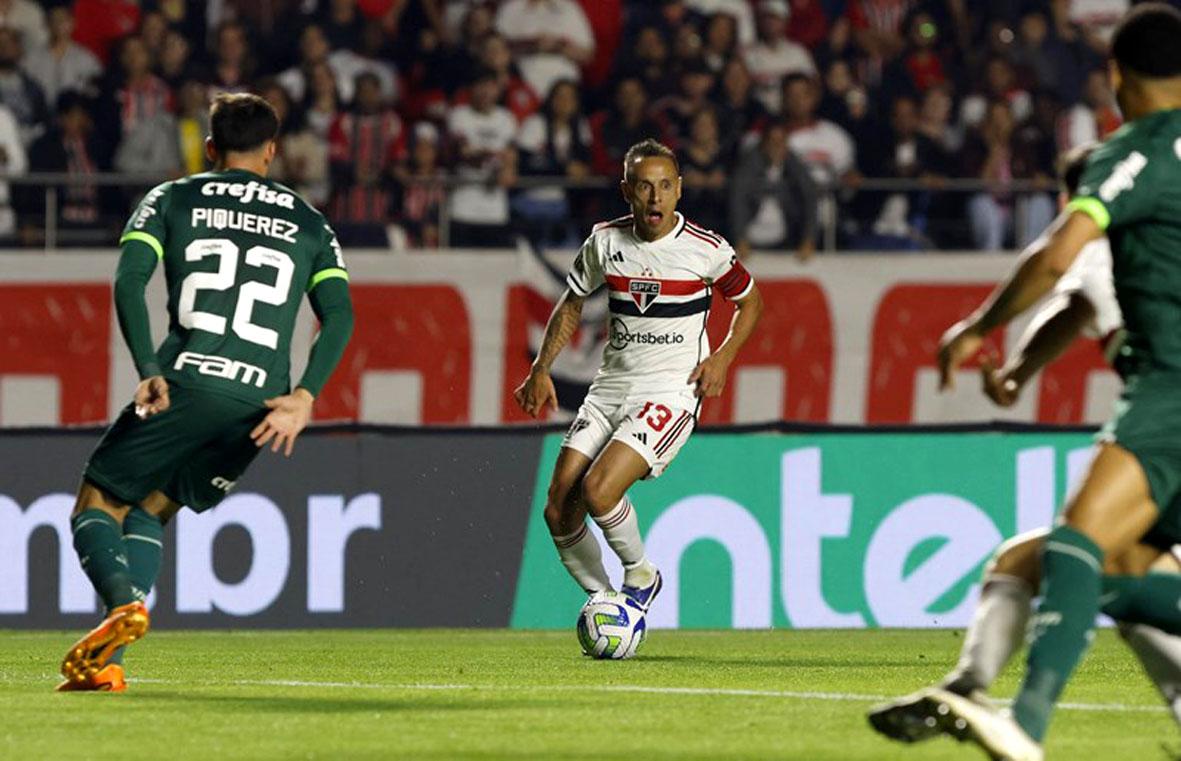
629, 280, 661, 312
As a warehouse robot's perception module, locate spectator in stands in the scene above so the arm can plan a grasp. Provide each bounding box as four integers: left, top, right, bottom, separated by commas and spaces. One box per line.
918, 82, 961, 152
330, 22, 399, 104
651, 60, 716, 149
846, 0, 915, 67
0, 27, 47, 147
1061, 66, 1122, 151
817, 58, 865, 133
261, 79, 329, 207
730, 123, 817, 260
329, 71, 405, 245
882, 9, 952, 102
98, 36, 172, 152
856, 94, 948, 249
782, 73, 856, 188
157, 27, 199, 91
514, 78, 592, 247
712, 57, 768, 160
589, 75, 662, 176
26, 6, 102, 108
301, 60, 342, 139
1011, 8, 1093, 105
495, 0, 594, 99
71, 0, 141, 65
279, 24, 331, 103
139, 10, 169, 64
686, 0, 755, 47
319, 0, 366, 52
702, 12, 739, 72
787, 0, 830, 49
392, 121, 446, 248
0, 0, 46, 54
961, 99, 1055, 250
173, 79, 209, 176
961, 56, 1031, 130
113, 94, 181, 178
0, 100, 23, 238
446, 67, 518, 248
457, 33, 539, 125
671, 18, 706, 72
744, 0, 816, 112
679, 106, 728, 235
208, 20, 254, 96
26, 92, 107, 237
615, 25, 673, 95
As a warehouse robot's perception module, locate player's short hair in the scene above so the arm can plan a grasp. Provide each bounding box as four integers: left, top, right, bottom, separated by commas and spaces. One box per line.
209, 93, 279, 155
1112, 3, 1181, 78
623, 139, 679, 182
1058, 143, 1099, 197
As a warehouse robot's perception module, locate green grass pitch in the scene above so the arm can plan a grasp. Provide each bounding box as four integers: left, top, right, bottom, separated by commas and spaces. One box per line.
0, 629, 1174, 759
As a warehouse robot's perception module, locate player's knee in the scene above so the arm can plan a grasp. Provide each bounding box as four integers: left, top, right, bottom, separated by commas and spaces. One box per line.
987, 535, 1041, 586
544, 479, 579, 531
580, 471, 618, 515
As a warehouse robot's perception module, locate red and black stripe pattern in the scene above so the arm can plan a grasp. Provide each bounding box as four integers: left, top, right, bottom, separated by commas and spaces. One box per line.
553, 523, 590, 550
654, 411, 694, 458
679, 220, 723, 248
596, 498, 634, 530
714, 262, 753, 300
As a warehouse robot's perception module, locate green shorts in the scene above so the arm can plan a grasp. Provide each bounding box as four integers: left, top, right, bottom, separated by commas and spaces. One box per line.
84, 382, 267, 512
1100, 371, 1181, 543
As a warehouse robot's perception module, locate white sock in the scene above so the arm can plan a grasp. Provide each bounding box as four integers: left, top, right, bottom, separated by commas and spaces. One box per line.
944, 574, 1033, 693
552, 523, 611, 593
1120, 622, 1181, 727
592, 496, 655, 588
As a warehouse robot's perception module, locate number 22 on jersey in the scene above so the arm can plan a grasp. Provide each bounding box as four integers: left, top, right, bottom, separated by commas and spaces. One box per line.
178, 238, 293, 350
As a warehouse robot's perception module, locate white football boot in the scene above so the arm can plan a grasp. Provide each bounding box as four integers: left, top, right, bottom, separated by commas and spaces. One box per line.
918, 688, 1043, 761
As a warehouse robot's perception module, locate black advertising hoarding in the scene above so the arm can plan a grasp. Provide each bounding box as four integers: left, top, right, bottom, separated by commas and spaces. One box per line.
0, 428, 543, 629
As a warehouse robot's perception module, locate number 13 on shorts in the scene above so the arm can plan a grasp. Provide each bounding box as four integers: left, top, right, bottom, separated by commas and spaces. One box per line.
619, 399, 696, 479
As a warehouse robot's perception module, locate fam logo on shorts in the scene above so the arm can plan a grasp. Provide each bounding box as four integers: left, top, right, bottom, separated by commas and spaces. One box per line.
629, 280, 661, 312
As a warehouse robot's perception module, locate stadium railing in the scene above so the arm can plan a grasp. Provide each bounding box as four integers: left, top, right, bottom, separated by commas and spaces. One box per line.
2, 173, 1058, 252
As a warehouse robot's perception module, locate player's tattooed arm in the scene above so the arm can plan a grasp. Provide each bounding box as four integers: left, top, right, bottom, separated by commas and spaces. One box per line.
690, 284, 764, 398
938, 210, 1101, 390
514, 289, 585, 418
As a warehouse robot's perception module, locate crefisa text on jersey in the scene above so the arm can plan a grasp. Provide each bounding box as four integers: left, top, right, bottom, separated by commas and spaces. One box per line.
201, 180, 296, 209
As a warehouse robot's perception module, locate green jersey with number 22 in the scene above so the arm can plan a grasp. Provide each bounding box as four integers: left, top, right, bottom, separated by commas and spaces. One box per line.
121, 168, 348, 404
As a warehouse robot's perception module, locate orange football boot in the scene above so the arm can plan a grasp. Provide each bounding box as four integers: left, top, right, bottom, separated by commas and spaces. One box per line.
55, 663, 127, 693
58, 602, 149, 689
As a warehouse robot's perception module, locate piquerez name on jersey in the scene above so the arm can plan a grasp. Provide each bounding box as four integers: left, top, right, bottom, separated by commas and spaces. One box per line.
566, 212, 753, 396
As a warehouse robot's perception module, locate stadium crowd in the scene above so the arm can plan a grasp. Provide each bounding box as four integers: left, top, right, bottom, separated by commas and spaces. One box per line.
0, 0, 1141, 251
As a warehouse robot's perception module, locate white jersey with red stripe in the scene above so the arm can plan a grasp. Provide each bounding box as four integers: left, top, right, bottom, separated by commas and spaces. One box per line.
566, 212, 754, 398
1052, 238, 1121, 341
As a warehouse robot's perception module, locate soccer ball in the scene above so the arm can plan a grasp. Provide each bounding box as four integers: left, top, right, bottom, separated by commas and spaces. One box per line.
576, 591, 647, 660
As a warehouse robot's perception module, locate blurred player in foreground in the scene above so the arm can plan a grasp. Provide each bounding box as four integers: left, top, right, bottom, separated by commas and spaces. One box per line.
58, 93, 353, 692
514, 139, 763, 611
906, 6, 1181, 757
869, 144, 1181, 747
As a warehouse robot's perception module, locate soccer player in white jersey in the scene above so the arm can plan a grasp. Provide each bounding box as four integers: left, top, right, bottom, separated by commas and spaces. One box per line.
869, 143, 1181, 744
514, 139, 764, 609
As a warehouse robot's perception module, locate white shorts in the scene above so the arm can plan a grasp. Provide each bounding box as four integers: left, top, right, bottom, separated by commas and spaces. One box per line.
562, 392, 698, 479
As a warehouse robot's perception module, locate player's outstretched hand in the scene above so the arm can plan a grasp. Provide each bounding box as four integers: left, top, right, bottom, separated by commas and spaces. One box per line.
980, 354, 1021, 407
134, 376, 170, 419
514, 367, 558, 419
689, 354, 730, 398
937, 319, 984, 392
251, 388, 315, 457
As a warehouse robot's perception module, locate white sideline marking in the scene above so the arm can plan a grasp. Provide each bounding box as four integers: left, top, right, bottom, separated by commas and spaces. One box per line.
124, 677, 1166, 714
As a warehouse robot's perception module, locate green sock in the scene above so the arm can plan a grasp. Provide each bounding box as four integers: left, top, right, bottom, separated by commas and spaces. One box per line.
1012, 525, 1103, 742
71, 509, 137, 610
109, 507, 165, 667
1102, 573, 1181, 635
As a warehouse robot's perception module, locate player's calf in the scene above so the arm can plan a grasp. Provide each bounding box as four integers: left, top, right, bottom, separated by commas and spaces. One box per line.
545, 450, 611, 594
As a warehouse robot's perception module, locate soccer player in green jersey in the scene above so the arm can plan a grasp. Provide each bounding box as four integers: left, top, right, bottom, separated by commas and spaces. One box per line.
921, 5, 1181, 758
57, 93, 354, 693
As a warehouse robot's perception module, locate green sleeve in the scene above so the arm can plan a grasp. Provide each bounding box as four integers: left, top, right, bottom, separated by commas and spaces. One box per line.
1068, 138, 1156, 231
113, 244, 162, 379
298, 277, 354, 398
